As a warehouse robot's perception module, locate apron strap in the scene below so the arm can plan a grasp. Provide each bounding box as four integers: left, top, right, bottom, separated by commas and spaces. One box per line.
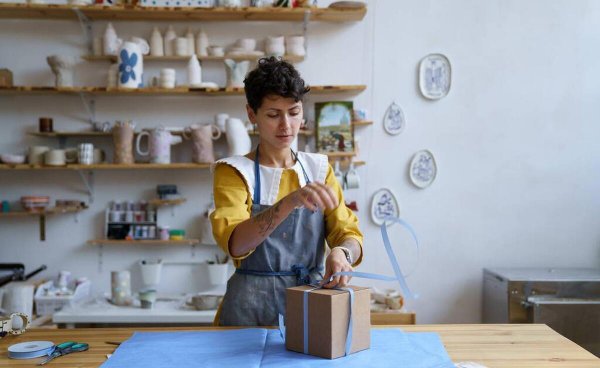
253, 145, 311, 205
235, 264, 321, 286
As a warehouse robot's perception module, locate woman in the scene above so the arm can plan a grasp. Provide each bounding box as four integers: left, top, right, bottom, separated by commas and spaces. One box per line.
210, 57, 363, 326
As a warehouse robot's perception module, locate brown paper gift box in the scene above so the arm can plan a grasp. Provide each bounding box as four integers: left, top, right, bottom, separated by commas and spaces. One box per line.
285, 285, 371, 359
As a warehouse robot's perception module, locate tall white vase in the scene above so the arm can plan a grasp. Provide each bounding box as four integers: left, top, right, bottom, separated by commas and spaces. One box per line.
224, 59, 250, 88
150, 27, 164, 57
225, 118, 251, 156
164, 25, 176, 57
187, 56, 202, 87
196, 29, 209, 57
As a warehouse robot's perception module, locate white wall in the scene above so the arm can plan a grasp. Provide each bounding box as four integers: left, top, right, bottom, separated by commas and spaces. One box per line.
1, 0, 599, 324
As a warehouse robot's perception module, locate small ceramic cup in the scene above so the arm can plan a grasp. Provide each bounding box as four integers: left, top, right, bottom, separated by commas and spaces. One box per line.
44, 149, 67, 166
175, 37, 188, 56
28, 146, 50, 165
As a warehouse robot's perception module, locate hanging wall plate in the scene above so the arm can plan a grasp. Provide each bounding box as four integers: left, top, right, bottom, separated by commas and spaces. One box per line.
409, 150, 437, 188
383, 102, 406, 135
370, 188, 400, 226
419, 53, 451, 100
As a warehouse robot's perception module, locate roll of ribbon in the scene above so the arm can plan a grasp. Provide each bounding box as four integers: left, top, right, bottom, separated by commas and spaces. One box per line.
8, 341, 54, 359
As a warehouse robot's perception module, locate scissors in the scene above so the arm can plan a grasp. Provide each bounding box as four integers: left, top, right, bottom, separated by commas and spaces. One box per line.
38, 341, 89, 365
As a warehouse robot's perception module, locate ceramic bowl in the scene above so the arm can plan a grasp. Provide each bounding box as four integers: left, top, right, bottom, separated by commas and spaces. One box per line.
189, 294, 223, 310
1, 154, 26, 164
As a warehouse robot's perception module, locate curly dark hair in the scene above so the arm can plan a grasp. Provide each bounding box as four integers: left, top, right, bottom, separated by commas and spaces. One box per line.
244, 57, 310, 112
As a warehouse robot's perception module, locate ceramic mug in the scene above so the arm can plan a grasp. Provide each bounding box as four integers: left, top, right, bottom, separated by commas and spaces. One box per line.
0, 313, 30, 336
78, 143, 94, 165
93, 148, 105, 164
345, 164, 360, 189
44, 149, 67, 166
28, 146, 50, 165
214, 113, 229, 132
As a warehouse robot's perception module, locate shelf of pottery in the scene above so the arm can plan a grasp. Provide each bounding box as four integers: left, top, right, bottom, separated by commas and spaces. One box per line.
0, 2, 370, 172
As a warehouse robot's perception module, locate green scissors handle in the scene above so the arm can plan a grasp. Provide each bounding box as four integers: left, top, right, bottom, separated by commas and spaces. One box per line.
38, 341, 89, 365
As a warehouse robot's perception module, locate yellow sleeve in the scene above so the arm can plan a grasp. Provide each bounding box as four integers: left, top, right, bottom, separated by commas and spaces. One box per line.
210, 163, 254, 263
323, 164, 364, 266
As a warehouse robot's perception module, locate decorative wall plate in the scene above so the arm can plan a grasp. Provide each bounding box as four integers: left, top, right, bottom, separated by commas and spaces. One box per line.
409, 150, 437, 188
383, 102, 406, 135
370, 188, 400, 225
419, 54, 451, 100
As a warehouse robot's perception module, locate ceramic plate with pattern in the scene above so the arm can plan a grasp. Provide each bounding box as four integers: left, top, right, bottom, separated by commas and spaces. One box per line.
383, 102, 406, 135
370, 188, 400, 226
409, 150, 437, 188
419, 54, 451, 100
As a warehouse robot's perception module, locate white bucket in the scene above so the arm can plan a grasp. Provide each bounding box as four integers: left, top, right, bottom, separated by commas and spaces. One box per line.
139, 260, 163, 288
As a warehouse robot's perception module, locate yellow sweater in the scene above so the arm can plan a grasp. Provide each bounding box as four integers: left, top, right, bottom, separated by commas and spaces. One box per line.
210, 162, 363, 268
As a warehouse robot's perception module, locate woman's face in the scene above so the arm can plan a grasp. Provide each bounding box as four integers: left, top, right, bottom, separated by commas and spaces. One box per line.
247, 94, 303, 151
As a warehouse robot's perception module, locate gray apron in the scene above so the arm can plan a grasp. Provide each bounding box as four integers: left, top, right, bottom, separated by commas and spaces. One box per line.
219, 148, 326, 326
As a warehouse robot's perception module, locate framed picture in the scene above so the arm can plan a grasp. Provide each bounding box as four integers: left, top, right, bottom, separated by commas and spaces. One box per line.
315, 101, 354, 153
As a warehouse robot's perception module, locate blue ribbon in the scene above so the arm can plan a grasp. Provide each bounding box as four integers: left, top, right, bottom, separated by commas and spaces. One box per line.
329, 216, 419, 299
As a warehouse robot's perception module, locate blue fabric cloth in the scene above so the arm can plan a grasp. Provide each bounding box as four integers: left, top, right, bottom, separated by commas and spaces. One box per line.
101, 328, 455, 368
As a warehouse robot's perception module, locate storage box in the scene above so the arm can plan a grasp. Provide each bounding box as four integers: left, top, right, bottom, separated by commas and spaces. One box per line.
34, 280, 91, 315
285, 285, 371, 359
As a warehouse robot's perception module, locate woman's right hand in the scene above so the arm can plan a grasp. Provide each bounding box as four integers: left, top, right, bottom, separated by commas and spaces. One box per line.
286, 182, 339, 212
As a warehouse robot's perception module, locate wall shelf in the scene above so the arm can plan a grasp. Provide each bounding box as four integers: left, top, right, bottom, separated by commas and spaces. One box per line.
28, 129, 315, 138
0, 4, 366, 22
0, 85, 366, 96
149, 198, 187, 206
87, 239, 200, 245
0, 206, 87, 241
352, 120, 373, 127
82, 54, 304, 63
0, 163, 211, 170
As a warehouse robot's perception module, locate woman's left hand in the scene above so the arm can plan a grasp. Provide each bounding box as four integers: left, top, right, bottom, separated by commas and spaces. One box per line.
321, 248, 353, 288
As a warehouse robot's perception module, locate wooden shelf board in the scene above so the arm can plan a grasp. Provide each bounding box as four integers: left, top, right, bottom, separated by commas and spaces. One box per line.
29, 129, 314, 138
87, 239, 200, 245
0, 4, 366, 22
324, 151, 357, 158
0, 85, 365, 96
0, 207, 85, 217
0, 163, 211, 170
352, 120, 373, 126
148, 198, 187, 206
82, 54, 304, 63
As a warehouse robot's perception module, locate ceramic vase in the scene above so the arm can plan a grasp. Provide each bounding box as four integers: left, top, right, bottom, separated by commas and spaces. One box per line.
150, 27, 164, 57
46, 55, 77, 88
185, 27, 195, 56
224, 59, 250, 88
196, 29, 209, 56
112, 121, 135, 164
225, 118, 251, 156
164, 25, 176, 57
187, 56, 202, 87
103, 23, 123, 56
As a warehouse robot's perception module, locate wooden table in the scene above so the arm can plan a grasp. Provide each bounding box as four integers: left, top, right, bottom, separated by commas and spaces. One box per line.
0, 324, 598, 367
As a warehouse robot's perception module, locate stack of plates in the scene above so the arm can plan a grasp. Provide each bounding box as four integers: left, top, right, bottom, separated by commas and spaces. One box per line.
20, 196, 50, 211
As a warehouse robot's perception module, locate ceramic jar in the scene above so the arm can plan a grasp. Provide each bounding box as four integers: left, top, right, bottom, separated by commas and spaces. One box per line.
150, 27, 164, 57
164, 25, 176, 56
46, 55, 77, 88
196, 29, 209, 57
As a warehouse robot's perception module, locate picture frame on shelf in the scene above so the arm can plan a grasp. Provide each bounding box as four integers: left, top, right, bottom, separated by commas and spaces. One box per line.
315, 101, 354, 154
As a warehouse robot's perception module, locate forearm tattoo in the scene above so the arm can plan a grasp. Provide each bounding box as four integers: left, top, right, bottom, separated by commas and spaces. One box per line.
252, 201, 282, 236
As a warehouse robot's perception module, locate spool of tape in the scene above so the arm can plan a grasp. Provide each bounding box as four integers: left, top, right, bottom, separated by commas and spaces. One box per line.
8, 341, 54, 359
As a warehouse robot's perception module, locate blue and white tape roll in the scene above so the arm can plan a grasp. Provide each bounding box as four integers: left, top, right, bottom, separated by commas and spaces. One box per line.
8, 341, 54, 359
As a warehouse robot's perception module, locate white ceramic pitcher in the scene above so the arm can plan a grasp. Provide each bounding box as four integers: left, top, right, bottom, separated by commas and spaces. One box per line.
118, 38, 150, 89
136, 127, 183, 164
